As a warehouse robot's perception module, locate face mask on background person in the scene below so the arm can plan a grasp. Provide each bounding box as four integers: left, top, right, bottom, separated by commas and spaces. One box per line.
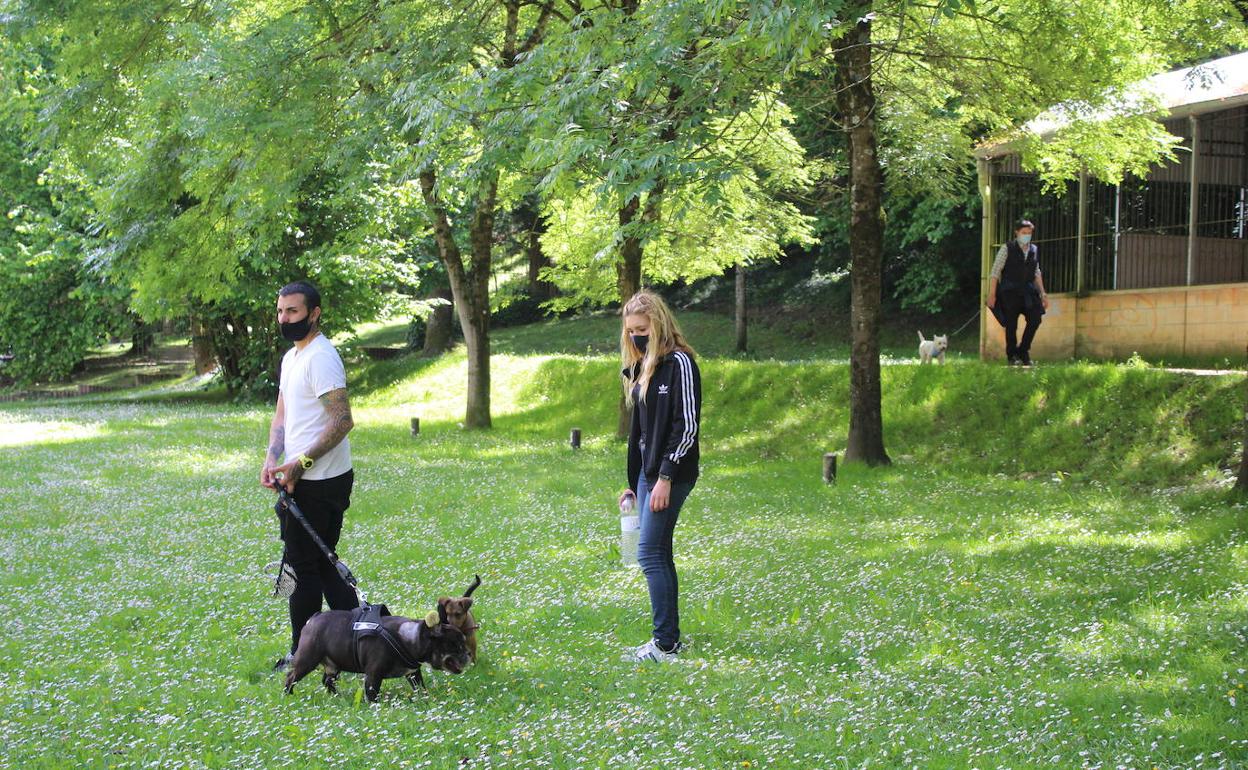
1017, 233, 1033, 246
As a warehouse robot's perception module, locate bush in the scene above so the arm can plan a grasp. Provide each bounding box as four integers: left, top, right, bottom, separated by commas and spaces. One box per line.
492, 291, 552, 328
0, 251, 118, 384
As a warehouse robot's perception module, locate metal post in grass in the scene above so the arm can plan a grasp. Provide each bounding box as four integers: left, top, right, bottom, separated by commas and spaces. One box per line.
570, 428, 582, 449
823, 453, 837, 484
410, 417, 420, 437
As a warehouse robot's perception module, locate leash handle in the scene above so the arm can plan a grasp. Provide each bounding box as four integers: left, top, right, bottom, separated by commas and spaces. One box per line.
273, 473, 342, 565
272, 473, 365, 602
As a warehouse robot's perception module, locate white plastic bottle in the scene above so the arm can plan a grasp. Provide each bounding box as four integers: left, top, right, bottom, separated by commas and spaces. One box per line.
619, 490, 640, 567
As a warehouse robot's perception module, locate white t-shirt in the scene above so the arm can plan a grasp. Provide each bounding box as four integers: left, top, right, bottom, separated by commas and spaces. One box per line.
279, 333, 352, 481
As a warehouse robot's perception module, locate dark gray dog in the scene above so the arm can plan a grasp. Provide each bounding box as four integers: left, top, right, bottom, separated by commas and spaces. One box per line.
283, 600, 470, 702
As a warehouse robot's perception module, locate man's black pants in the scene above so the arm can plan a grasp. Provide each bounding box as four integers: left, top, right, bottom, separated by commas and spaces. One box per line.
999, 291, 1043, 360
278, 469, 359, 653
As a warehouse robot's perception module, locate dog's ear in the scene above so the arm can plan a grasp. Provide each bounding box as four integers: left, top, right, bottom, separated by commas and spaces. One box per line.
437, 599, 449, 625
460, 597, 473, 610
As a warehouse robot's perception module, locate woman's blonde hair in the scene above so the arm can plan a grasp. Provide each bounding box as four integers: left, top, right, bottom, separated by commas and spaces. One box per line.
620, 290, 694, 406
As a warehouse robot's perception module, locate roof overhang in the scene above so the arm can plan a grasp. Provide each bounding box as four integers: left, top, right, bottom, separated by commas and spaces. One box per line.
975, 50, 1248, 160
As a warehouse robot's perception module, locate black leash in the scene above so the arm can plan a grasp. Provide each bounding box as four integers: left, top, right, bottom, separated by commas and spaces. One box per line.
272, 476, 365, 605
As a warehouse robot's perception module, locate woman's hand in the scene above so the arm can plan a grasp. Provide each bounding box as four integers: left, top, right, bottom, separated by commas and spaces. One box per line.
1041, 294, 1050, 311
986, 292, 996, 309
650, 478, 671, 511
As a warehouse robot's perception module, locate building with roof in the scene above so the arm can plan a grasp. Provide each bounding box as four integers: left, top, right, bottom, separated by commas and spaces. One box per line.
974, 51, 1248, 361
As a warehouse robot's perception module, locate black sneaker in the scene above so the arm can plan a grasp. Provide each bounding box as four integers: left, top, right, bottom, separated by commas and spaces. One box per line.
1019, 353, 1032, 367
1007, 356, 1020, 366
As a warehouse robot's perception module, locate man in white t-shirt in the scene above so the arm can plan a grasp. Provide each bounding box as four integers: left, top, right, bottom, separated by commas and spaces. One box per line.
260, 281, 358, 668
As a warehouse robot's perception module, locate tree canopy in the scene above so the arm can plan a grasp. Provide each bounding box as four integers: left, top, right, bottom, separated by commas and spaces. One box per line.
0, 0, 1242, 416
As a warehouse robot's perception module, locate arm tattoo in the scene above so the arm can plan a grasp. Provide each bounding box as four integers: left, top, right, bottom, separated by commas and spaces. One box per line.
304, 388, 354, 460
267, 424, 285, 463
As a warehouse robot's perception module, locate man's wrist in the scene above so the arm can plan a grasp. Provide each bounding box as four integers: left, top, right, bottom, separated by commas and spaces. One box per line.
658, 473, 673, 482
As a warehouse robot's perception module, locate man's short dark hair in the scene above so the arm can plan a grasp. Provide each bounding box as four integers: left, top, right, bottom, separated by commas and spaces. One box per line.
279, 281, 321, 310
1015, 219, 1035, 231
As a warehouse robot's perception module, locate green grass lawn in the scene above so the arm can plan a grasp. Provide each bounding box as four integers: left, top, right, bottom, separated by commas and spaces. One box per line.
0, 351, 1245, 768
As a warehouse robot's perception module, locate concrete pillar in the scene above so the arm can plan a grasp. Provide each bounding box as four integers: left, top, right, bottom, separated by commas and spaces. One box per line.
977, 157, 994, 360
1077, 168, 1088, 294
1187, 115, 1200, 286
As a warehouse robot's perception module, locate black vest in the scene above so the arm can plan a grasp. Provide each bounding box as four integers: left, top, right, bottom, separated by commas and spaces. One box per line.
1001, 241, 1038, 286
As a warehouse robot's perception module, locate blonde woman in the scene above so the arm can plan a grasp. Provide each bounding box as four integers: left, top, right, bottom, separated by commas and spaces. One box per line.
619, 290, 702, 662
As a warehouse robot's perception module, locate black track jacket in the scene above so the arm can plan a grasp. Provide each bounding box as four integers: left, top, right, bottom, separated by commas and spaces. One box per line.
625, 349, 701, 492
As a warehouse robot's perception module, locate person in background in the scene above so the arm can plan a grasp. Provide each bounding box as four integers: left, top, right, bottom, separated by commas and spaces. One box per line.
619, 290, 702, 663
987, 219, 1050, 366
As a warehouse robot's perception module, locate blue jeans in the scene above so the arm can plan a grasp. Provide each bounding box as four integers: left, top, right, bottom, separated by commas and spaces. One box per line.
636, 474, 695, 650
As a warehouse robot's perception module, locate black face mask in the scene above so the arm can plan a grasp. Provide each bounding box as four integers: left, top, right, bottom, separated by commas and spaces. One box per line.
631, 334, 649, 354
280, 317, 314, 342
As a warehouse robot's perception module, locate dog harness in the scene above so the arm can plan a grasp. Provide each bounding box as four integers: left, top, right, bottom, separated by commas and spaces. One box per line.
349, 603, 426, 672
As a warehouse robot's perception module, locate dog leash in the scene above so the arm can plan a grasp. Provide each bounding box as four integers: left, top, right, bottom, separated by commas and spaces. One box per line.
272, 474, 367, 606
948, 308, 981, 338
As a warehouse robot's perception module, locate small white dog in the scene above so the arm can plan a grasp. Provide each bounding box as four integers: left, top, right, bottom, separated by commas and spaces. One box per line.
917, 331, 948, 364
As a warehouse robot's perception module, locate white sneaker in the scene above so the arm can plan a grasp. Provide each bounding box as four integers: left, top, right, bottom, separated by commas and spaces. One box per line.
630, 639, 679, 663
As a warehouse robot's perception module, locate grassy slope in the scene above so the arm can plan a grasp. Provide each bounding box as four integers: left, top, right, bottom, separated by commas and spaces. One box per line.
0, 317, 1245, 769
346, 309, 984, 362
353, 313, 1243, 489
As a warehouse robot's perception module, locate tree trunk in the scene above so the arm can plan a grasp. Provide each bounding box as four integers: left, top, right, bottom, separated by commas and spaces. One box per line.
522, 199, 556, 301
835, 17, 890, 466
206, 318, 243, 396
190, 315, 215, 374
422, 286, 454, 356
617, 196, 643, 305
420, 169, 494, 428
616, 196, 643, 438
464, 177, 497, 429
735, 261, 748, 353
130, 323, 155, 358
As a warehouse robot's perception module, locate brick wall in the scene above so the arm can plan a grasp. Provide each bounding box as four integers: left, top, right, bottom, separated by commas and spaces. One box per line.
982, 282, 1248, 360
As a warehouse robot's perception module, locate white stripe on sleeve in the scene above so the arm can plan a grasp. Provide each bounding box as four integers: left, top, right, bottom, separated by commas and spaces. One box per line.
668, 351, 698, 463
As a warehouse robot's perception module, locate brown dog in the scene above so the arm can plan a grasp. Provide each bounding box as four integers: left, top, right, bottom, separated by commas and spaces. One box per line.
439, 575, 480, 662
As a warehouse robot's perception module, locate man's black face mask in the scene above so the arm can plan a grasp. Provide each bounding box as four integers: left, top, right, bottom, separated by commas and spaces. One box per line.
280, 317, 313, 342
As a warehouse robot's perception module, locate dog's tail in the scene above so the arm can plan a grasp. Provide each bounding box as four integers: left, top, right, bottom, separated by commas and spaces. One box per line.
917, 330, 926, 343
463, 574, 481, 597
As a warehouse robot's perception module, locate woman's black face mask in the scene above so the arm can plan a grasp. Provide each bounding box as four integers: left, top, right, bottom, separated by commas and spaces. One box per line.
631, 335, 649, 354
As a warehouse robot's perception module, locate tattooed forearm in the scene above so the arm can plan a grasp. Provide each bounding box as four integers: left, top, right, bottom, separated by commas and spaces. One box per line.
267, 423, 285, 463
303, 388, 354, 460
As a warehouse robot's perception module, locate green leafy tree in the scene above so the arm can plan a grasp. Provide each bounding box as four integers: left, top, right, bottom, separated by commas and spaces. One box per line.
0, 38, 126, 384
6, 0, 427, 395
395, 0, 563, 428
539, 99, 814, 309
776, 0, 1245, 465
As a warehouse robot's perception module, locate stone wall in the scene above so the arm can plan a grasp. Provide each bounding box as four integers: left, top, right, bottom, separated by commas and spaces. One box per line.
981, 282, 1248, 360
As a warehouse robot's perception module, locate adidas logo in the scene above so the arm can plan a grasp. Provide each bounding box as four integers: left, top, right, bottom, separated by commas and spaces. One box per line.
658, 384, 669, 395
